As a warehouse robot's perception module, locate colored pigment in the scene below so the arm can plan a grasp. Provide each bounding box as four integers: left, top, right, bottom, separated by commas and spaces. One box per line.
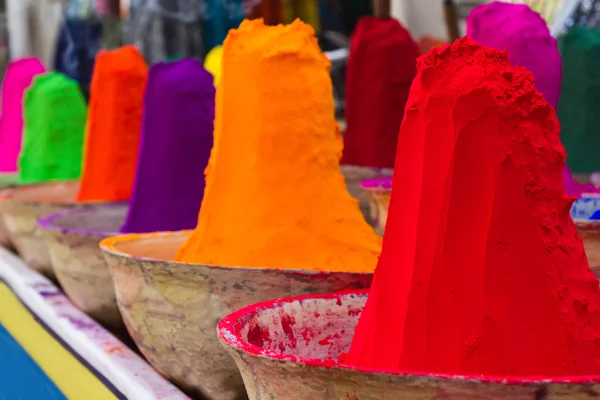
465, 3, 590, 196
0, 58, 46, 173
120, 59, 215, 233
76, 46, 148, 202
204, 45, 223, 86
18, 72, 87, 184
346, 38, 600, 376
558, 27, 600, 173
564, 166, 600, 197
248, 0, 283, 25
176, 19, 381, 272
341, 17, 419, 169
467, 2, 561, 109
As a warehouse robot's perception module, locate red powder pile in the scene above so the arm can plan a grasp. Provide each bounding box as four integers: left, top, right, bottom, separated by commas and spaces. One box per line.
345, 37, 600, 377
341, 17, 419, 168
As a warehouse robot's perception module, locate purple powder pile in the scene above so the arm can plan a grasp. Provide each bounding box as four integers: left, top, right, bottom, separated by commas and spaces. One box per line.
467, 2, 561, 109
120, 59, 215, 233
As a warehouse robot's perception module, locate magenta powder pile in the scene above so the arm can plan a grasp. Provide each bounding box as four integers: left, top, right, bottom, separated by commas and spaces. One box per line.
0, 58, 45, 175
467, 2, 560, 108
467, 1, 593, 197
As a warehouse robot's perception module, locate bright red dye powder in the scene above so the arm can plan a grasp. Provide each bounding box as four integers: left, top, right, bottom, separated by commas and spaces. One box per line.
341, 17, 419, 168
345, 37, 600, 377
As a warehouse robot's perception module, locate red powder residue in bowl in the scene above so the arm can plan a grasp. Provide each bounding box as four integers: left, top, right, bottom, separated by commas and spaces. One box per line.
346, 37, 600, 377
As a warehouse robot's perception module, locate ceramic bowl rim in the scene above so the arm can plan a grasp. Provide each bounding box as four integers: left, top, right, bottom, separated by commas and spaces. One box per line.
38, 202, 129, 237
99, 230, 373, 277
0, 180, 81, 207
217, 289, 600, 386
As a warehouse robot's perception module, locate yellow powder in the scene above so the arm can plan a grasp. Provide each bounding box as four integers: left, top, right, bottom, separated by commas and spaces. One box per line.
175, 19, 381, 272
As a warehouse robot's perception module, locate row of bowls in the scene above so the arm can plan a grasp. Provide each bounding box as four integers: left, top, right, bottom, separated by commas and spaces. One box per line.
2, 173, 599, 400
0, 166, 387, 400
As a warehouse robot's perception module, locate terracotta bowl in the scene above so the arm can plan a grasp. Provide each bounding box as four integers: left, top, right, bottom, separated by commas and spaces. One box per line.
219, 290, 600, 399
572, 196, 600, 278
0, 174, 18, 248
99, 231, 373, 400
0, 181, 80, 278
38, 203, 129, 329
340, 165, 392, 225
361, 178, 392, 236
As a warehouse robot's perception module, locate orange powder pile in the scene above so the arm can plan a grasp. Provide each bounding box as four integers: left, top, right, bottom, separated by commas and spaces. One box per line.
77, 45, 148, 202
176, 19, 381, 272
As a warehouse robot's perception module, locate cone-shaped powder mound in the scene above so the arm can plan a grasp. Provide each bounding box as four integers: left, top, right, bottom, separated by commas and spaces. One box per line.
18, 72, 87, 184
341, 16, 419, 169
120, 59, 215, 233
346, 37, 600, 376
467, 2, 561, 108
0, 58, 46, 173
77, 45, 148, 202
558, 27, 600, 174
466, 4, 588, 196
176, 19, 381, 272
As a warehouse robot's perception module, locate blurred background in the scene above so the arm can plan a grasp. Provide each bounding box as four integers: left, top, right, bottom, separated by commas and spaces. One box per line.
0, 0, 587, 112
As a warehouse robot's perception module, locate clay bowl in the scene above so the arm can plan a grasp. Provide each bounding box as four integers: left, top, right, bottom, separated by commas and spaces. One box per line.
572, 195, 600, 278
340, 165, 392, 225
361, 177, 392, 236
38, 203, 129, 329
219, 290, 600, 399
0, 181, 80, 278
100, 231, 373, 400
0, 173, 18, 248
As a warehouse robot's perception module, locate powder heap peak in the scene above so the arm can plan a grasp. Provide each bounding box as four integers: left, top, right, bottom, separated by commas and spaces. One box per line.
346, 37, 600, 376
176, 19, 381, 272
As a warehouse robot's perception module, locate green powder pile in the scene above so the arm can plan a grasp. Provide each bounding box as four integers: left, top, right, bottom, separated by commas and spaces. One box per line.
558, 27, 600, 173
18, 72, 87, 184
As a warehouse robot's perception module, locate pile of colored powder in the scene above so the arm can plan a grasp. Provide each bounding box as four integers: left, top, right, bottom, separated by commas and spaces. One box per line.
467, 2, 561, 108
176, 19, 381, 272
77, 45, 148, 202
565, 166, 600, 197
0, 58, 46, 174
18, 72, 87, 184
121, 59, 215, 233
558, 27, 600, 173
248, 0, 283, 25
204, 45, 223, 86
465, 4, 591, 197
345, 37, 600, 376
341, 17, 419, 169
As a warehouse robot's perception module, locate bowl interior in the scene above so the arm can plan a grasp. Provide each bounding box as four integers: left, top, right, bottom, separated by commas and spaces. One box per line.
221, 291, 366, 363
2, 181, 80, 204
104, 231, 191, 261
41, 203, 129, 236
571, 197, 600, 221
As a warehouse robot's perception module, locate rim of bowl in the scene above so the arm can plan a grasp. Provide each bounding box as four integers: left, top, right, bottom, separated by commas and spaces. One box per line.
38, 202, 129, 237
0, 180, 81, 206
217, 289, 600, 385
99, 231, 372, 277
340, 164, 394, 173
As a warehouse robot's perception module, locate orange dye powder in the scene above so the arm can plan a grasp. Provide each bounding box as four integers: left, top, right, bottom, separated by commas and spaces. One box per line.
176, 19, 381, 272
76, 45, 148, 202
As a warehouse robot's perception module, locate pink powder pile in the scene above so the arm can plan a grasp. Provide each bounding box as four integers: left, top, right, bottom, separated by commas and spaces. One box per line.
0, 58, 46, 173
